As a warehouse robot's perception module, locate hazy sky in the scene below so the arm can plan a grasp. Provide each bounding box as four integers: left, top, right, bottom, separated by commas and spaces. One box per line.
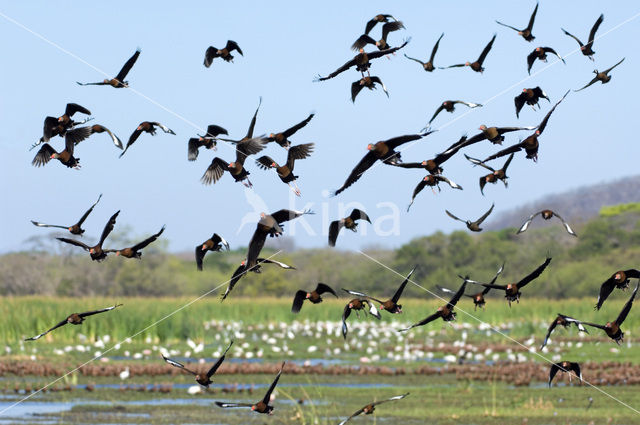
1, 1, 639, 254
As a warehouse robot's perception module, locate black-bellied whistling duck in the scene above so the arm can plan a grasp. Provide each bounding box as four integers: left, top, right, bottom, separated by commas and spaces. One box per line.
342, 298, 381, 339
204, 41, 243, 67
445, 203, 494, 232
577, 283, 638, 344
246, 210, 313, 271
364, 14, 398, 35
162, 340, 233, 387
394, 135, 467, 175
575, 57, 625, 92
333, 131, 432, 196
464, 153, 514, 195
482, 91, 568, 163
201, 137, 267, 188
562, 14, 603, 60
315, 40, 410, 81
120, 122, 175, 158
195, 233, 230, 271
87, 124, 124, 150
351, 76, 389, 102
77, 49, 140, 88
407, 174, 462, 211
467, 257, 552, 306
404, 33, 444, 72
37, 103, 92, 148
291, 283, 338, 313
527, 47, 565, 74
427, 100, 482, 127
31, 126, 94, 169
56, 210, 120, 262
188, 125, 228, 161
343, 267, 415, 314
351, 21, 404, 51
447, 125, 536, 153
595, 269, 640, 310
444, 34, 496, 73
458, 264, 504, 310
496, 2, 538, 41
540, 314, 588, 350
256, 143, 314, 196
31, 194, 102, 236
328, 209, 371, 247
24, 303, 122, 341
399, 280, 467, 331
106, 225, 165, 259
221, 258, 295, 301
338, 393, 409, 425
549, 362, 582, 387
514, 87, 549, 118
267, 113, 314, 150
215, 362, 285, 414
517, 209, 577, 236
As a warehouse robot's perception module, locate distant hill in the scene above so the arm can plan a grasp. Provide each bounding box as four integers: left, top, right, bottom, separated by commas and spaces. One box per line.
485, 175, 640, 231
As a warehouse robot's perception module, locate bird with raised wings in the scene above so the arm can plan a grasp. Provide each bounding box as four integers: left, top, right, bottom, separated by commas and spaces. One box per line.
595, 269, 640, 310
200, 137, 267, 188
562, 14, 603, 60
407, 174, 462, 211
106, 225, 165, 259
328, 209, 371, 247
77, 48, 140, 88
549, 361, 582, 387
162, 340, 233, 387
195, 233, 230, 271
343, 267, 415, 314
31, 194, 102, 236
221, 258, 295, 301
465, 153, 514, 195
517, 209, 577, 236
426, 100, 482, 127
404, 33, 444, 72
187, 125, 228, 161
399, 280, 466, 331
445, 203, 494, 232
338, 393, 409, 425
443, 34, 496, 73
342, 298, 381, 339
267, 113, 314, 149
120, 122, 175, 158
291, 283, 338, 313
514, 87, 549, 118
575, 57, 625, 91
394, 135, 468, 176
25, 303, 122, 341
56, 210, 120, 262
215, 362, 285, 414
496, 2, 538, 41
540, 314, 588, 350
351, 76, 389, 102
204, 40, 243, 66
36, 103, 93, 149
527, 47, 565, 74
256, 143, 314, 196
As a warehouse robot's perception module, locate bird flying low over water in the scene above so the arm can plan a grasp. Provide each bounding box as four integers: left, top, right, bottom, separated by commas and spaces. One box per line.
195, 233, 230, 271
256, 143, 315, 196
77, 48, 140, 88
120, 122, 175, 158
351, 76, 388, 102
517, 209, 577, 236
106, 225, 165, 259
342, 298, 381, 339
215, 362, 285, 414
426, 100, 482, 128
562, 14, 604, 60
465, 153, 514, 195
445, 203, 494, 232
407, 174, 462, 211
333, 132, 433, 196
527, 47, 565, 74
549, 361, 582, 387
514, 87, 549, 118
496, 2, 538, 41
291, 283, 338, 313
540, 314, 588, 350
25, 303, 123, 341
343, 267, 416, 314
404, 32, 444, 72
221, 258, 295, 301
162, 340, 233, 387
466, 257, 552, 306
575, 57, 625, 91
204, 40, 243, 66
443, 34, 496, 73
56, 210, 120, 262
595, 269, 640, 310
328, 209, 371, 247
338, 393, 409, 425
31, 194, 102, 236
188, 125, 228, 161
267, 113, 315, 150
399, 279, 466, 331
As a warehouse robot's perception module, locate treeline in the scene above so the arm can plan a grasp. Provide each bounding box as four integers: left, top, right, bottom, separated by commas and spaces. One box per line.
2, 207, 640, 300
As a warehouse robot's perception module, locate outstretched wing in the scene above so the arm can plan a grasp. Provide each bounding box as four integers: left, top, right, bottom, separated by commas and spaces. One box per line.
526, 3, 539, 31
399, 311, 440, 331
245, 97, 262, 139
225, 40, 243, 55
445, 210, 464, 223
78, 303, 122, 318
30, 221, 67, 230
603, 57, 625, 75
540, 317, 559, 350
366, 39, 410, 60
283, 113, 315, 138
129, 226, 165, 252
195, 245, 206, 271
201, 157, 228, 185
316, 57, 358, 81
333, 151, 378, 195
341, 289, 383, 305
262, 363, 285, 405
328, 220, 344, 247
161, 354, 198, 375
382, 133, 426, 150
516, 257, 552, 289
65, 103, 91, 117
56, 237, 91, 251
351, 34, 377, 51
477, 34, 496, 65
615, 283, 639, 326
24, 318, 69, 341
587, 14, 604, 47
476, 203, 495, 225
526, 50, 537, 74
351, 80, 365, 103
404, 54, 425, 66
537, 89, 568, 135
428, 104, 446, 125
76, 194, 102, 226
430, 33, 445, 62
561, 28, 584, 48
338, 406, 366, 425
97, 210, 120, 247
372, 392, 410, 407
221, 263, 247, 301
341, 304, 352, 339
207, 340, 233, 378
392, 267, 415, 303
214, 402, 253, 409
316, 283, 337, 297
350, 209, 371, 223
292, 290, 307, 313
381, 21, 405, 41
447, 280, 467, 309
495, 21, 520, 32
550, 213, 577, 236
548, 363, 561, 387
286, 143, 314, 170
481, 142, 525, 163
517, 211, 542, 234
114, 49, 141, 83
464, 154, 494, 172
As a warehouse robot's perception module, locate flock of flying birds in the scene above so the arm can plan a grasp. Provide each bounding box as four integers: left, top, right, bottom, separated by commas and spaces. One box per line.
24, 4, 633, 421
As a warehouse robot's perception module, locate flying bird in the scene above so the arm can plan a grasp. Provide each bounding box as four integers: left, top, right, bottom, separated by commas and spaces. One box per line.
446, 125, 536, 152
221, 258, 295, 301
481, 91, 568, 163
517, 209, 577, 236
351, 76, 389, 102
595, 269, 640, 310
162, 340, 233, 387
342, 298, 381, 339
77, 48, 140, 88
426, 100, 482, 127
549, 362, 582, 387
575, 57, 625, 91
443, 34, 496, 73
352, 21, 405, 51
215, 362, 285, 414
495, 2, 538, 41
256, 143, 315, 196
333, 132, 432, 196
338, 393, 409, 425
267, 113, 314, 149
445, 203, 495, 232
399, 280, 467, 331
25, 303, 122, 341
404, 32, 444, 72
106, 225, 165, 259
562, 14, 604, 60
31, 194, 102, 236
527, 47, 565, 74
540, 314, 588, 350
514, 87, 549, 118
394, 135, 468, 175
444, 264, 504, 310
31, 126, 92, 169
195, 233, 230, 271
407, 174, 462, 211
200, 137, 268, 188
120, 122, 175, 158
204, 41, 243, 66
466, 257, 552, 306
328, 209, 371, 247
36, 103, 92, 149
343, 267, 416, 314
291, 283, 338, 313
187, 125, 229, 161
465, 153, 514, 195
56, 210, 120, 262
364, 14, 398, 35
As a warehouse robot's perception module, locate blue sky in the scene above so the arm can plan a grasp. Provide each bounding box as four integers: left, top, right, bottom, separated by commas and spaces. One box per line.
1, 1, 639, 254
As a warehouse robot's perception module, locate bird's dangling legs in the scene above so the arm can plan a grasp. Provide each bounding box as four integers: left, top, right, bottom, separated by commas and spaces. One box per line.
78, 117, 94, 125
243, 178, 253, 188
288, 183, 300, 197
